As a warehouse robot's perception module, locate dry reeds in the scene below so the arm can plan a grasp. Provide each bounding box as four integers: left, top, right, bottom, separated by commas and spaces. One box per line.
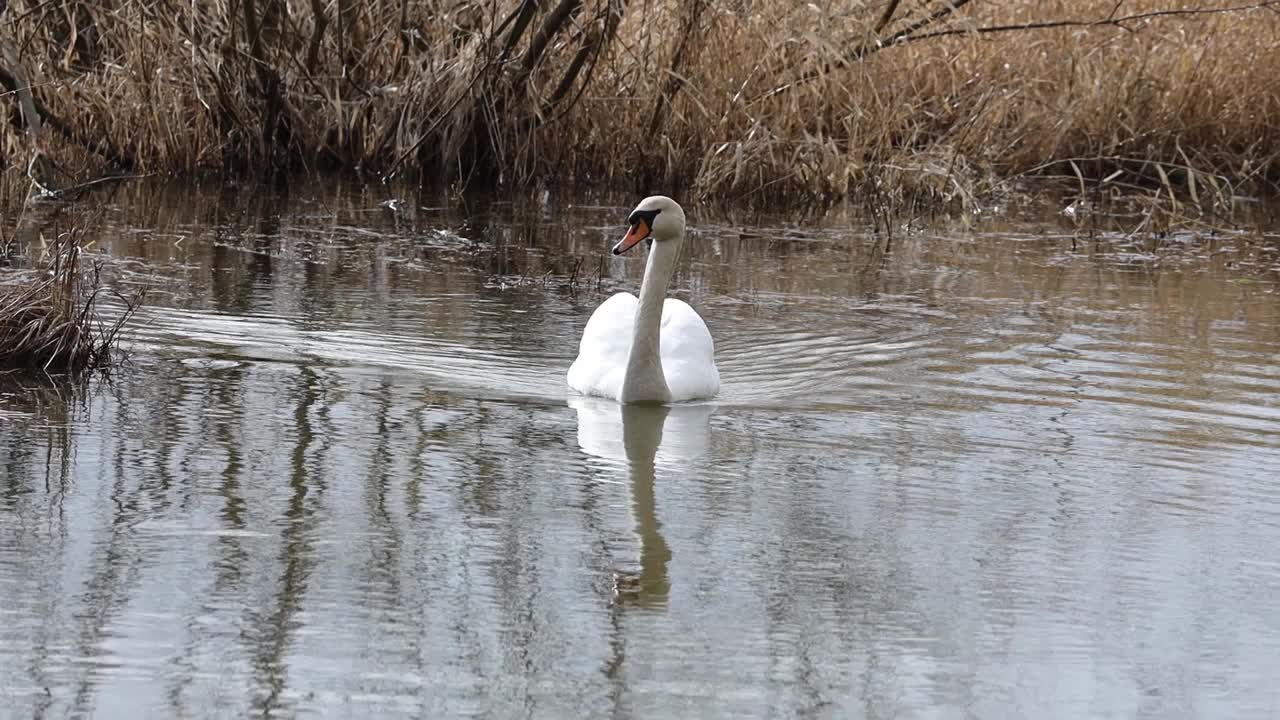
0, 1, 1277, 204
0, 233, 138, 373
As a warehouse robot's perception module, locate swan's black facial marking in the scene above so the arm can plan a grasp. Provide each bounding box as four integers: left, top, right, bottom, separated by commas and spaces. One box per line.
613, 206, 664, 255
628, 208, 661, 229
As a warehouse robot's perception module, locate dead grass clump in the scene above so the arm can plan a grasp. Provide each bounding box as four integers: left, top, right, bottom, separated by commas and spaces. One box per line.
0, 234, 137, 373
659, 0, 1280, 203
1, 1, 1278, 205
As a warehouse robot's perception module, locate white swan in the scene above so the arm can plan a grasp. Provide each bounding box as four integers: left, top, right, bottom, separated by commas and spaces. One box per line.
567, 196, 719, 404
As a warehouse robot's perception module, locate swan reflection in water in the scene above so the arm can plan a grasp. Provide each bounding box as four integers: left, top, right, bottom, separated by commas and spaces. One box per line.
569, 397, 715, 606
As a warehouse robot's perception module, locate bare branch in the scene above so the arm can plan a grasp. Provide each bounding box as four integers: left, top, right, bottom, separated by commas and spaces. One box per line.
540, 0, 629, 123
647, 0, 706, 137
306, 0, 328, 73
761, 0, 1278, 103
0, 38, 136, 170
761, 0, 975, 103
878, 0, 977, 50
497, 0, 540, 67
874, 0, 902, 34
516, 0, 583, 87
896, 1, 1280, 44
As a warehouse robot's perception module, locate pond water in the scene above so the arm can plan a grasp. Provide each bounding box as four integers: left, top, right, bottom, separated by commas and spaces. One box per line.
2, 181, 1280, 718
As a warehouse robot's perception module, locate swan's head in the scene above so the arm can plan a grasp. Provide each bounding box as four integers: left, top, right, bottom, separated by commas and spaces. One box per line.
612, 196, 686, 255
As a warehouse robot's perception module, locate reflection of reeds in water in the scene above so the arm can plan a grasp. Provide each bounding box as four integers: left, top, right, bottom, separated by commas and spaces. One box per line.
0, 233, 139, 372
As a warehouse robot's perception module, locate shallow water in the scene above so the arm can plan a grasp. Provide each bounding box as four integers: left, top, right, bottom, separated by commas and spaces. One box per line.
2, 182, 1280, 718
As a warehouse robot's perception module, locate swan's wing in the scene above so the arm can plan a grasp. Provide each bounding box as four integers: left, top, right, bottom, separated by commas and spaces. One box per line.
567, 292, 637, 399
659, 298, 721, 401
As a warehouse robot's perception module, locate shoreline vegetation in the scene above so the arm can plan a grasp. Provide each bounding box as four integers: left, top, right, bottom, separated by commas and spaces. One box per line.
1, 0, 1277, 208
0, 219, 140, 374
1, 1, 1278, 372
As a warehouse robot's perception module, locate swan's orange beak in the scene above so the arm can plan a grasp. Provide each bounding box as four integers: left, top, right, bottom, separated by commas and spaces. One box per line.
612, 219, 651, 255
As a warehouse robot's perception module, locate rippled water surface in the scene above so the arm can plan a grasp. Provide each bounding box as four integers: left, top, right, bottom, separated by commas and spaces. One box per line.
3, 182, 1280, 718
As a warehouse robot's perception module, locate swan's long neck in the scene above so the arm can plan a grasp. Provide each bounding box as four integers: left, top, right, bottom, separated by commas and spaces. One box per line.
621, 238, 680, 403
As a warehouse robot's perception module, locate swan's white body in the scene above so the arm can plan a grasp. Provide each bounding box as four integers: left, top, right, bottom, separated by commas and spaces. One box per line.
568, 291, 719, 402
567, 197, 720, 404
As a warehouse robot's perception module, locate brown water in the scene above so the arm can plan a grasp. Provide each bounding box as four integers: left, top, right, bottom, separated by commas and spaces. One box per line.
2, 181, 1280, 719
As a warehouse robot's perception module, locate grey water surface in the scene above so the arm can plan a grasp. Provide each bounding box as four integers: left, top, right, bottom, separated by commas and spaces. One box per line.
2, 182, 1280, 719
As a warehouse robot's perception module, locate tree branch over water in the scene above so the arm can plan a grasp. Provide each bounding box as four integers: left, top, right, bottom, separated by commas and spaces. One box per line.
899, 0, 1280, 43
763, 0, 1280, 102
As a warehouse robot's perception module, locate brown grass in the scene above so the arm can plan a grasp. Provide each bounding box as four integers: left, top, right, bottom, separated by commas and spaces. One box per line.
0, 229, 138, 373
1, 0, 1278, 204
